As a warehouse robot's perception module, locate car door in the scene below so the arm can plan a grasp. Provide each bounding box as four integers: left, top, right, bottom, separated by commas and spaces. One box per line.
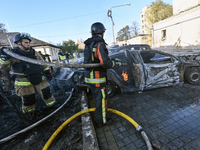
124, 50, 146, 91
140, 50, 181, 89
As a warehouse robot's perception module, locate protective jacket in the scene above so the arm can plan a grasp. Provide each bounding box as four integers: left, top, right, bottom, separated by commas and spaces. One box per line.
58, 52, 66, 61
0, 47, 55, 112
0, 47, 49, 86
84, 35, 115, 87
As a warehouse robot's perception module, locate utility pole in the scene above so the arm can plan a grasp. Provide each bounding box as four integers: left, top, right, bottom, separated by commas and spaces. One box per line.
107, 3, 131, 45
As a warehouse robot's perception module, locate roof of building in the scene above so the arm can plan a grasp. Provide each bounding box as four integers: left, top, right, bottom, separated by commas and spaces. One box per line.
0, 32, 60, 49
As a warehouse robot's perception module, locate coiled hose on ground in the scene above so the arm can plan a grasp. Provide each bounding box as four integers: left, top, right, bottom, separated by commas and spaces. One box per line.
43, 108, 153, 150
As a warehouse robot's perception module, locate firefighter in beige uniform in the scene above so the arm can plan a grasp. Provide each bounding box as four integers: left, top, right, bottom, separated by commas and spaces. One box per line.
0, 33, 56, 115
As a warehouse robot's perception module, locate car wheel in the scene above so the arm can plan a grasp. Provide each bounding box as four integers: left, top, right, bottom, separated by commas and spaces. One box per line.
185, 67, 200, 84
106, 81, 116, 97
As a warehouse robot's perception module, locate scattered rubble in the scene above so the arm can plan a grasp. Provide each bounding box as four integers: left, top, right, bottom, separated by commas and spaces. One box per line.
0, 68, 83, 150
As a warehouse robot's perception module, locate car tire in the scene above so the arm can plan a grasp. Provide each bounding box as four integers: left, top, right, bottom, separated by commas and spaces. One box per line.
185, 67, 200, 84
106, 81, 116, 98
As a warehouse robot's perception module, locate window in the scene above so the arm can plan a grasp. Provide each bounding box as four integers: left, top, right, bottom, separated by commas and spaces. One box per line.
140, 51, 171, 63
161, 29, 166, 40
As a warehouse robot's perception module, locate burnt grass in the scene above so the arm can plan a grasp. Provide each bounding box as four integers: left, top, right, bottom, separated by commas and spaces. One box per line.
0, 68, 83, 150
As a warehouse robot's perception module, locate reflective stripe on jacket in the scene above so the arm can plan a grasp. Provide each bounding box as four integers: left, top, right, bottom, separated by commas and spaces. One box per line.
0, 59, 10, 65
44, 67, 50, 71
85, 77, 106, 84
84, 35, 115, 87
0, 59, 10, 68
15, 76, 45, 86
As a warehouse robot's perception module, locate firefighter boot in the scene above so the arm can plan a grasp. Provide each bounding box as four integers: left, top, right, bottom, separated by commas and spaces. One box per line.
96, 118, 112, 128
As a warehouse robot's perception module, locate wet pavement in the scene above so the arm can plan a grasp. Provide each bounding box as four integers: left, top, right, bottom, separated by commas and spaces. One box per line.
88, 83, 200, 150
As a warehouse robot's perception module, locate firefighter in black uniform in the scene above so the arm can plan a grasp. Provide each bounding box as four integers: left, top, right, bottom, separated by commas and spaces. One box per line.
84, 22, 121, 127
0, 33, 56, 119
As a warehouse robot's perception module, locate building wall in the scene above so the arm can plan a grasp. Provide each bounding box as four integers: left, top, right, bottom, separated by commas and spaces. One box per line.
140, 6, 150, 34
152, 5, 200, 50
173, 0, 200, 15
116, 35, 151, 47
34, 46, 59, 62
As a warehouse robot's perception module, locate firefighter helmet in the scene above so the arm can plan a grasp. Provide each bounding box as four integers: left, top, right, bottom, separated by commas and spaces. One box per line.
91, 22, 106, 35
13, 33, 31, 44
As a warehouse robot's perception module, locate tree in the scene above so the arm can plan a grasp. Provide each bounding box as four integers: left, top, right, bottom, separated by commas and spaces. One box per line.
0, 23, 7, 33
144, 0, 173, 33
130, 21, 140, 37
60, 40, 78, 54
116, 25, 131, 42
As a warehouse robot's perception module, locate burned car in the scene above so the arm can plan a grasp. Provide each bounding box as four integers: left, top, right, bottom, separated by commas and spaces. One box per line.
66, 49, 200, 97
106, 49, 200, 96
108, 44, 151, 54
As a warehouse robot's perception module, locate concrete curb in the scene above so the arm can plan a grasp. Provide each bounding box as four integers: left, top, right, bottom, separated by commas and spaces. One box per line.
81, 90, 99, 150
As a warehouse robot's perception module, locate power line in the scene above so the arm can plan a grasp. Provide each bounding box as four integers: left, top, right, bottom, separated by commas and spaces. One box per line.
113, 12, 132, 24
103, 16, 108, 24
38, 32, 89, 38
37, 31, 114, 39
11, 10, 107, 28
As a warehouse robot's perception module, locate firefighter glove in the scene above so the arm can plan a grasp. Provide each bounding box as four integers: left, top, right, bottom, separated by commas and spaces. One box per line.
44, 69, 51, 75
0, 47, 10, 60
113, 58, 122, 67
115, 62, 122, 67
114, 58, 121, 62
44, 69, 52, 81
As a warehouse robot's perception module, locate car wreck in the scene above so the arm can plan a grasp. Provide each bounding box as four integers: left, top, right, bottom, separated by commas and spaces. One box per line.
67, 49, 200, 97
108, 44, 151, 54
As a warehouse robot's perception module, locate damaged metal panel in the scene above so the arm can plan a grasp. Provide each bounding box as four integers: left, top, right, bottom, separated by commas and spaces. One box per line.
144, 62, 180, 88
129, 63, 145, 90
64, 49, 200, 97
125, 50, 145, 90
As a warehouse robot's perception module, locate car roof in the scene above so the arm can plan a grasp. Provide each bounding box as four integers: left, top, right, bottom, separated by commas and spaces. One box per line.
108, 44, 151, 55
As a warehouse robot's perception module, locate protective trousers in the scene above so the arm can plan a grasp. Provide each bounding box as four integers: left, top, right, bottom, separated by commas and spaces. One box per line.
15, 79, 56, 113
90, 86, 108, 125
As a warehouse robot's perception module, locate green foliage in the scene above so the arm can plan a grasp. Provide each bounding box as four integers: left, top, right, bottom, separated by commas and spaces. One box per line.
116, 25, 131, 42
59, 39, 78, 54
144, 0, 173, 33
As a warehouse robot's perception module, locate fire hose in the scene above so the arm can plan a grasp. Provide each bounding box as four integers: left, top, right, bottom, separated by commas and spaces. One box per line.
0, 88, 74, 144
3, 49, 126, 68
3, 49, 101, 68
42, 108, 153, 150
